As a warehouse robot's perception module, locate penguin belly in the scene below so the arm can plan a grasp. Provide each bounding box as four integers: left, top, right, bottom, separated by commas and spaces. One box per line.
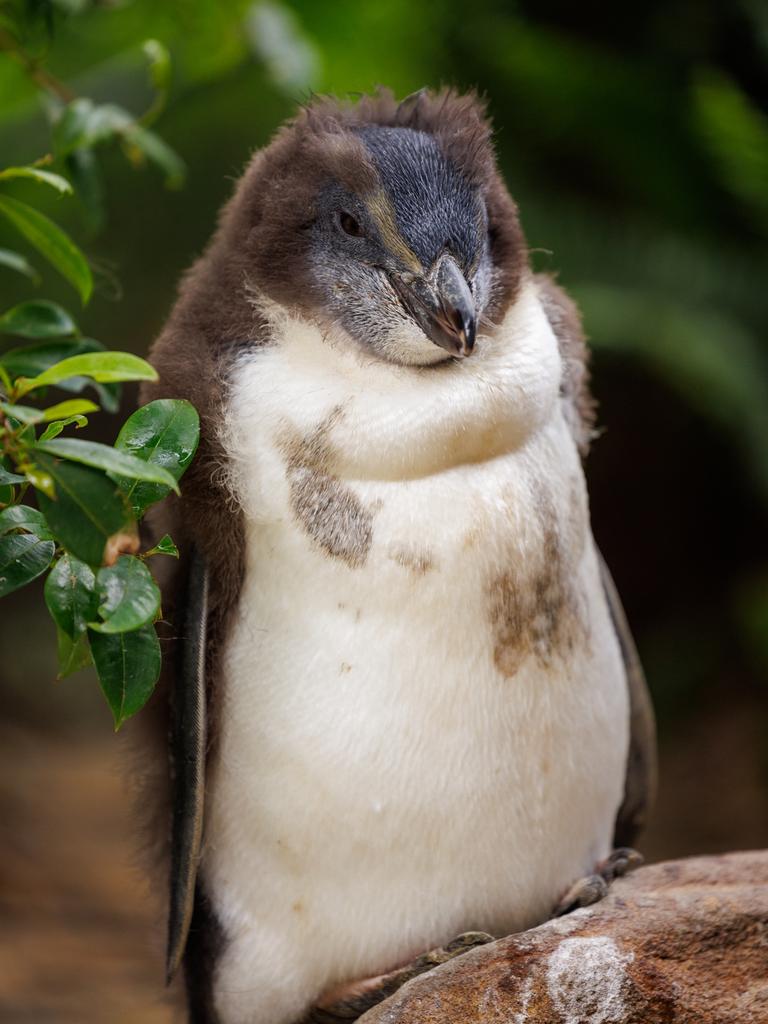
203, 296, 629, 1024
204, 425, 628, 1024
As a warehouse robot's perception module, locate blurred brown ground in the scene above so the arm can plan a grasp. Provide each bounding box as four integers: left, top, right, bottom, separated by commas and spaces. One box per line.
0, 721, 177, 1024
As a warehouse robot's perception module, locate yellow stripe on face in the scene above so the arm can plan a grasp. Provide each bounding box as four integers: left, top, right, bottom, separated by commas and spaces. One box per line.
365, 189, 423, 273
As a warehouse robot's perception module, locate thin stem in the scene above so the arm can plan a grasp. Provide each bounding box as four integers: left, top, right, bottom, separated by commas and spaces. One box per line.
0, 29, 76, 103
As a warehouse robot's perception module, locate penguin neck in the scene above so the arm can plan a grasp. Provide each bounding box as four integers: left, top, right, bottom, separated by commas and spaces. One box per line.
228, 276, 563, 485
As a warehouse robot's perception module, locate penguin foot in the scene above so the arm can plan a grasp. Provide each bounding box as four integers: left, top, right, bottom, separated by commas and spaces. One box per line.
598, 845, 644, 882
552, 846, 644, 917
306, 931, 495, 1022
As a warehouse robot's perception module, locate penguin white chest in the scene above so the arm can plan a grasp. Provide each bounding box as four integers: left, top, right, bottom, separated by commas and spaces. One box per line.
205, 288, 629, 1024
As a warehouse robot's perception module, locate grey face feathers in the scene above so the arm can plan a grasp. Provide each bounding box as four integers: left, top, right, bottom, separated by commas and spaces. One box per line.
305, 125, 491, 361
179, 88, 527, 366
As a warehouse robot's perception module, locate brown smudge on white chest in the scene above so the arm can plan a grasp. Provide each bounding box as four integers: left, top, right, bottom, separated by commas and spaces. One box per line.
278, 406, 378, 568
388, 543, 436, 576
488, 485, 590, 678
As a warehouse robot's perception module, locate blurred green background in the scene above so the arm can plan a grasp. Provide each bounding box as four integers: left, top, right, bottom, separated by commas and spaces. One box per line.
1, 1, 767, 1021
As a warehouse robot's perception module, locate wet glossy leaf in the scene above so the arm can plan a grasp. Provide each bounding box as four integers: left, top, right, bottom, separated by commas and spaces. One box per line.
0, 300, 78, 339
92, 554, 160, 633
0, 248, 39, 282
16, 351, 157, 396
0, 166, 73, 194
0, 532, 55, 597
35, 438, 179, 491
56, 627, 93, 678
34, 453, 132, 567
113, 399, 199, 515
0, 504, 53, 540
0, 194, 92, 303
45, 553, 99, 637
89, 624, 160, 729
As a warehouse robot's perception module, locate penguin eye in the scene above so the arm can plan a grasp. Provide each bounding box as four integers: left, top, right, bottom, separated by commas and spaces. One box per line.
338, 211, 364, 238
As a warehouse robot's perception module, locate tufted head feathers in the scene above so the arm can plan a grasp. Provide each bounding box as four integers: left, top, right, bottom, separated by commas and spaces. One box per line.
177, 88, 528, 367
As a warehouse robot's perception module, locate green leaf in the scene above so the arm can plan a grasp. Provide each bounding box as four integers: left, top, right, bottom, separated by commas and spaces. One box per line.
40, 398, 98, 421
65, 148, 105, 234
1, 337, 100, 379
91, 554, 160, 633
145, 533, 179, 558
0, 166, 73, 195
143, 38, 171, 94
9, 401, 91, 427
16, 351, 157, 396
45, 553, 99, 637
0, 194, 92, 304
39, 415, 89, 441
56, 626, 93, 678
0, 504, 53, 540
0, 248, 40, 282
0, 532, 55, 597
91, 382, 121, 414
9, 420, 35, 443
693, 71, 768, 229
0, 401, 44, 423
0, 465, 26, 486
124, 124, 186, 188
0, 337, 121, 412
0, 300, 78, 339
23, 464, 54, 499
245, 1, 321, 94
53, 99, 133, 157
0, 459, 18, 504
113, 399, 199, 516
89, 624, 160, 729
53, 100, 95, 156
34, 453, 133, 567
34, 438, 180, 491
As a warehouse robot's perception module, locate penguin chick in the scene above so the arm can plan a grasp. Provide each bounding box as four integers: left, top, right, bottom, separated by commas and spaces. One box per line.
139, 88, 656, 1024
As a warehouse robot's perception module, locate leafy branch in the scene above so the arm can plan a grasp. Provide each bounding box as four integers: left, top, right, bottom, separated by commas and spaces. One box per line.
0, 0, 196, 729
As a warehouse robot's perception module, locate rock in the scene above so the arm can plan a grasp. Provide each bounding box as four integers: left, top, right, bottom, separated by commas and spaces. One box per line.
357, 851, 768, 1024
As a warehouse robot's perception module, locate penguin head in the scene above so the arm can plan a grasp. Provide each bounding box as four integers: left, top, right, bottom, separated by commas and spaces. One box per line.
221, 89, 527, 366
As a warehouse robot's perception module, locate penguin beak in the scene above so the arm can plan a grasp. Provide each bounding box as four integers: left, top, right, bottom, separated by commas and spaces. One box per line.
390, 256, 477, 358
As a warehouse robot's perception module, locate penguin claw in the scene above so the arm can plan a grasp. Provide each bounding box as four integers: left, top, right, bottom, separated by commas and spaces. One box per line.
305, 931, 495, 1022
552, 873, 609, 916
597, 845, 644, 882
552, 847, 644, 918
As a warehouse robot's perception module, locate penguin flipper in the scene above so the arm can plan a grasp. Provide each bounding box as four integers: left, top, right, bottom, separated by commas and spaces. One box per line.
598, 550, 657, 848
535, 274, 657, 843
166, 546, 209, 983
